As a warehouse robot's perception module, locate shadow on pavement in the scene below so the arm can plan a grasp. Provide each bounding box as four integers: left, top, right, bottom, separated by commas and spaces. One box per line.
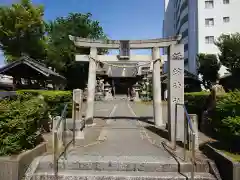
144, 125, 170, 141
94, 116, 154, 125
94, 116, 172, 143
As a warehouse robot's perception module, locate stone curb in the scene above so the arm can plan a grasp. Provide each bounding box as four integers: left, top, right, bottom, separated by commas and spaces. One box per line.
202, 143, 240, 180
0, 142, 47, 180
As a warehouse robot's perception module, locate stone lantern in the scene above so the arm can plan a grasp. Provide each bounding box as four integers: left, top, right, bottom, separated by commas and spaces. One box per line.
104, 82, 113, 100
133, 82, 141, 101
141, 75, 150, 101
145, 78, 150, 101
143, 76, 147, 81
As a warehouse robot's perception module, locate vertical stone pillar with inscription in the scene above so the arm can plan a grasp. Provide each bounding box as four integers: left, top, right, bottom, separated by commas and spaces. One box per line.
167, 44, 184, 143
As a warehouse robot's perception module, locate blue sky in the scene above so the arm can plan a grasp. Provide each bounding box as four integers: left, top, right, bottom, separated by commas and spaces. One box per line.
0, 0, 164, 66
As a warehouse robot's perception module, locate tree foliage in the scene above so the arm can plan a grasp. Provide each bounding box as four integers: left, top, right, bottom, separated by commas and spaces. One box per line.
0, 0, 46, 62
197, 53, 221, 89
46, 13, 107, 89
215, 33, 240, 74
0, 0, 108, 89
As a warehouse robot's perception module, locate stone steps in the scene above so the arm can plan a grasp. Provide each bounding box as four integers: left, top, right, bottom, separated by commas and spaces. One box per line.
26, 149, 216, 180
33, 169, 216, 180
37, 155, 210, 173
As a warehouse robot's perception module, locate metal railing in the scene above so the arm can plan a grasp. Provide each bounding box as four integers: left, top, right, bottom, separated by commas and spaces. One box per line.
175, 103, 196, 180
53, 103, 76, 176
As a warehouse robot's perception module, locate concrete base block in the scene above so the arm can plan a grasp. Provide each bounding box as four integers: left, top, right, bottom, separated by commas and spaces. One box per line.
202, 143, 240, 180
0, 142, 47, 180
85, 123, 96, 127
75, 131, 84, 139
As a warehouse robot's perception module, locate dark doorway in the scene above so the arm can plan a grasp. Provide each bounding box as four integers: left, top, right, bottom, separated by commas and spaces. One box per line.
114, 78, 129, 95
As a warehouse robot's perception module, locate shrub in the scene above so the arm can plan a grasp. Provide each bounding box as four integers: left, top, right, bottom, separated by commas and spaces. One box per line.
212, 92, 240, 138
17, 90, 72, 117
221, 116, 240, 136
184, 92, 210, 122
0, 97, 48, 155
220, 116, 240, 152
215, 91, 240, 119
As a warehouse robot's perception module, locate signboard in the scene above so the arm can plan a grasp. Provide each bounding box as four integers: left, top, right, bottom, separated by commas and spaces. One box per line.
120, 40, 130, 57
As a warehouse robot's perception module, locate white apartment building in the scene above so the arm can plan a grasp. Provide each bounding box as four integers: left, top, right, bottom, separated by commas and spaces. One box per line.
163, 0, 240, 77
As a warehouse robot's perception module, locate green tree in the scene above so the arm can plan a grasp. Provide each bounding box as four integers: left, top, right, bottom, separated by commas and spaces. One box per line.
197, 53, 221, 89
215, 33, 240, 75
46, 13, 107, 89
0, 0, 46, 62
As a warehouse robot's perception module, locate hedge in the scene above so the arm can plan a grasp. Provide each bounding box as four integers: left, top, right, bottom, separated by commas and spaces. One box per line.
0, 97, 48, 155
185, 91, 240, 151
212, 92, 240, 146
17, 90, 72, 117
0, 90, 73, 156
185, 92, 210, 119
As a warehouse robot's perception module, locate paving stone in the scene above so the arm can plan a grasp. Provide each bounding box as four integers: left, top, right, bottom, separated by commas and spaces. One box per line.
33, 170, 216, 180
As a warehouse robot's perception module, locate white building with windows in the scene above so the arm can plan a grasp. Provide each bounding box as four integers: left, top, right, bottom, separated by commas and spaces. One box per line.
163, 0, 240, 77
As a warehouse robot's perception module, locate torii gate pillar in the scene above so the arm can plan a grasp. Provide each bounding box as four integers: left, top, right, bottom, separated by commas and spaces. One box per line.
85, 47, 97, 124
152, 47, 163, 126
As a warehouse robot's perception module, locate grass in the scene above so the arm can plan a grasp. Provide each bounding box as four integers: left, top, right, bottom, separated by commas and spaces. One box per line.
221, 150, 240, 162
137, 101, 168, 105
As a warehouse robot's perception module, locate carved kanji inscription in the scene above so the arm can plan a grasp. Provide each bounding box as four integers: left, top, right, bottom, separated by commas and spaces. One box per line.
173, 81, 182, 89
172, 68, 183, 76
172, 97, 181, 103
172, 52, 184, 61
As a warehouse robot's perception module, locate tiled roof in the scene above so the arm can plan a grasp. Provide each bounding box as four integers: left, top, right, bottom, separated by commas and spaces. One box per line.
0, 56, 66, 80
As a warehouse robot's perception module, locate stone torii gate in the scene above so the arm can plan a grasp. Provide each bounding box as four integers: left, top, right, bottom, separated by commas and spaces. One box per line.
69, 35, 185, 142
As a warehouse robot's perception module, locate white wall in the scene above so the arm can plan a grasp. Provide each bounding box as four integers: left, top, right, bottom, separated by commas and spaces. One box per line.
163, 0, 240, 77
197, 0, 240, 53
197, 0, 240, 77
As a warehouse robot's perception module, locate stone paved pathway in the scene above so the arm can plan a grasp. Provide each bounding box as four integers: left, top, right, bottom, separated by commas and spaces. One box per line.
67, 101, 174, 161
31, 101, 216, 180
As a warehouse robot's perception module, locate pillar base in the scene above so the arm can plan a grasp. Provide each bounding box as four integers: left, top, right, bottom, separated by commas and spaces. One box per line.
104, 93, 113, 100
134, 97, 141, 102
85, 117, 94, 125
75, 130, 84, 139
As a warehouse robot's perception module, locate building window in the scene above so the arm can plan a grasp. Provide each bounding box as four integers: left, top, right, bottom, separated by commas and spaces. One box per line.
205, 36, 215, 44
205, 18, 214, 26
223, 0, 229, 4
223, 17, 230, 23
205, 0, 214, 8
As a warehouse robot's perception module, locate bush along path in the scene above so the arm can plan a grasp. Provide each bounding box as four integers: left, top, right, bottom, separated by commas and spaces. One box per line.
0, 90, 72, 156
185, 91, 240, 159
0, 96, 48, 155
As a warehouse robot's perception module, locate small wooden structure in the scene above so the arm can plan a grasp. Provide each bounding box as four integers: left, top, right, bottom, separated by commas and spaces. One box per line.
0, 56, 66, 90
